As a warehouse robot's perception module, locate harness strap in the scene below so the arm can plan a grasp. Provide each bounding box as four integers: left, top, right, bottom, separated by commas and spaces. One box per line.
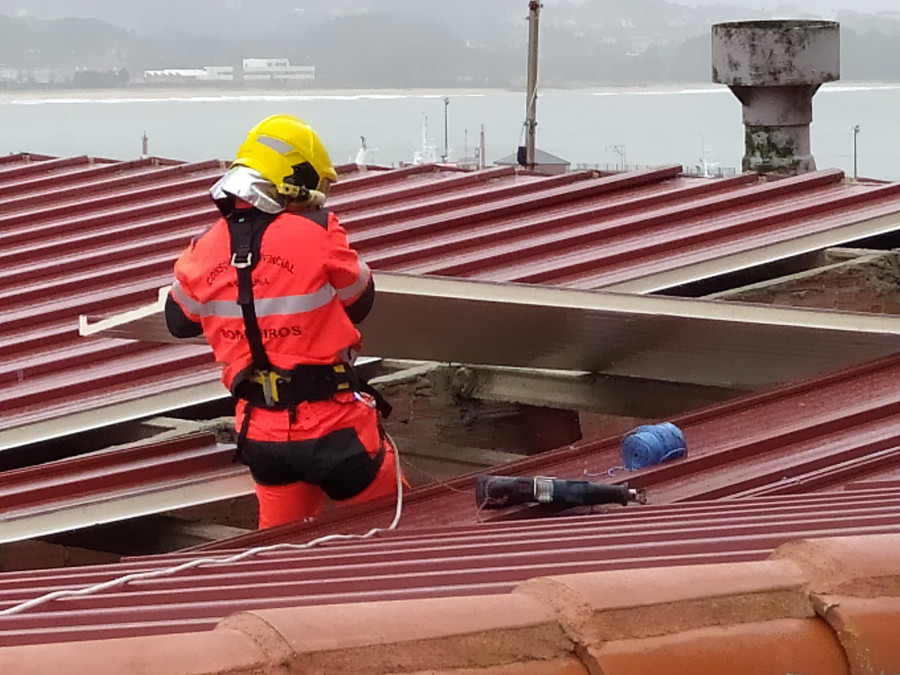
234, 402, 254, 464
227, 209, 277, 373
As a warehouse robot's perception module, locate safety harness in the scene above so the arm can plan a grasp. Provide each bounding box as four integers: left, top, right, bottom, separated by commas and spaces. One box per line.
226, 207, 391, 459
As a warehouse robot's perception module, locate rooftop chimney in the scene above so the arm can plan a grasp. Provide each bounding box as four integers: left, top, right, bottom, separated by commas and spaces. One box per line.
711, 20, 840, 176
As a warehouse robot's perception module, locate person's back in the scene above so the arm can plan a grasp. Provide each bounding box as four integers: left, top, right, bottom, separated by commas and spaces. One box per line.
166, 114, 403, 528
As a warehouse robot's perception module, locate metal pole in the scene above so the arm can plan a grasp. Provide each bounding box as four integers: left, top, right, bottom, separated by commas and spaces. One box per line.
480, 124, 486, 170
853, 124, 860, 180
525, 1, 541, 169
464, 128, 468, 167
443, 97, 450, 162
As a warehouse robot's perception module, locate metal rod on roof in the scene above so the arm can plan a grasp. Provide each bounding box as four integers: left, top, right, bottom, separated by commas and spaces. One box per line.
524, 1, 541, 170
480, 124, 486, 170
442, 96, 450, 162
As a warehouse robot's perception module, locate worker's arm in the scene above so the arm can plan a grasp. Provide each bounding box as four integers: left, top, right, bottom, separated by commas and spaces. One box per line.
165, 293, 202, 338
344, 275, 374, 324
324, 212, 375, 325
166, 249, 204, 338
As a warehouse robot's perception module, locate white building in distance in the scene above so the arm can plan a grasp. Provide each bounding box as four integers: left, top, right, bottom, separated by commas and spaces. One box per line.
142, 60, 314, 84
242, 58, 315, 82
143, 66, 234, 82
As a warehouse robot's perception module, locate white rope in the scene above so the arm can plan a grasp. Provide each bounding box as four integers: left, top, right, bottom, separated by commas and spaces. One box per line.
0, 430, 404, 617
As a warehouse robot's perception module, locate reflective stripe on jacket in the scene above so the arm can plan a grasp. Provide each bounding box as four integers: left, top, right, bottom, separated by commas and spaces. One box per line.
169, 210, 371, 390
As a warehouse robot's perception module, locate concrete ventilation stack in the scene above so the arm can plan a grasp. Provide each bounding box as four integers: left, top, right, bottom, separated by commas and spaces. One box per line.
711, 20, 840, 176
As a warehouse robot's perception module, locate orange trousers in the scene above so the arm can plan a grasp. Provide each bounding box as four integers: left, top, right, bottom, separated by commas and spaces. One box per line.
255, 436, 402, 529
235, 394, 405, 529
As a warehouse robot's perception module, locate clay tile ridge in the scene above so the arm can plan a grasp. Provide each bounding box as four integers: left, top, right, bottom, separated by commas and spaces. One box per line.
1, 533, 899, 675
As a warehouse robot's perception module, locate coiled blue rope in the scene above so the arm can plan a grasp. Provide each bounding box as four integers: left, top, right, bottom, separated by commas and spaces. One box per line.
620, 422, 687, 470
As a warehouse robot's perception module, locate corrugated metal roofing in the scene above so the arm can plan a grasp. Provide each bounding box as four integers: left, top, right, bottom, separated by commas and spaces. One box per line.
194, 352, 900, 551
4, 155, 900, 449
6, 345, 899, 547
1, 487, 898, 647
0, 432, 251, 544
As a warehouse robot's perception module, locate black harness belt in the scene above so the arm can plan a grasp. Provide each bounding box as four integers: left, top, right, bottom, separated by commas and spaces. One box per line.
233, 362, 391, 416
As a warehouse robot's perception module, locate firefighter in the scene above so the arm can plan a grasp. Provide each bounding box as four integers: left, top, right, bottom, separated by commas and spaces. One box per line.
165, 114, 402, 529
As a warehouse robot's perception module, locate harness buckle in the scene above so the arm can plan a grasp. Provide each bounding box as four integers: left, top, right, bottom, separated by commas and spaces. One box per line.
333, 363, 352, 391
231, 252, 253, 269
250, 370, 288, 406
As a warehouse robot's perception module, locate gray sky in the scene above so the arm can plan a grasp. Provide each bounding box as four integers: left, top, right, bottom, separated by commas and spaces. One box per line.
676, 0, 899, 10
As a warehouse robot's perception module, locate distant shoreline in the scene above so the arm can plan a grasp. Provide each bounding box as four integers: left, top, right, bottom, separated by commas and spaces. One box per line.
2, 80, 899, 103
0, 84, 712, 102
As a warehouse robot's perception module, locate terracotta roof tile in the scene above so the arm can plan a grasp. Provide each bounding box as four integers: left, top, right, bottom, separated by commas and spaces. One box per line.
4, 534, 900, 674
228, 594, 571, 675
586, 619, 849, 675
515, 559, 812, 642
813, 595, 900, 674
769, 533, 900, 596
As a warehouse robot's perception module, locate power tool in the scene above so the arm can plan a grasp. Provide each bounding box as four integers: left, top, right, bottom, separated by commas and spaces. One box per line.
475, 475, 646, 510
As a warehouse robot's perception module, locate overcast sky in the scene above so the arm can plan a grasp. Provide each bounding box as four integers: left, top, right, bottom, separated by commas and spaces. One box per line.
675, 0, 898, 11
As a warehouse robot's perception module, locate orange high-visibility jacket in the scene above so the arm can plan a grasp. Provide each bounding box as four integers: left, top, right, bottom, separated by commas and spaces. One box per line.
169, 210, 371, 390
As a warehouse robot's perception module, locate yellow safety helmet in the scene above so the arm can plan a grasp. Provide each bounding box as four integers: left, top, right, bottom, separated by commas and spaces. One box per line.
233, 114, 337, 199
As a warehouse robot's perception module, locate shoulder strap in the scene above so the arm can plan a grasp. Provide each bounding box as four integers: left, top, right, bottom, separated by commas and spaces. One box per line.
226, 209, 278, 372
303, 209, 330, 229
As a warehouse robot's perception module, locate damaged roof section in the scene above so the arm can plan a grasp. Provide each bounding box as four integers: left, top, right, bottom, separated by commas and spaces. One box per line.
7, 348, 900, 548
193, 352, 900, 550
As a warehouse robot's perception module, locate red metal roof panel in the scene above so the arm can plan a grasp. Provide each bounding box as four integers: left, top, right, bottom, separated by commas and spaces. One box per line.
4, 155, 900, 456
0, 432, 251, 543
0, 488, 897, 646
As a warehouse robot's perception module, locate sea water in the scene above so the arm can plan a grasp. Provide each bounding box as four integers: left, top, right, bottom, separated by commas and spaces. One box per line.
1, 82, 898, 181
